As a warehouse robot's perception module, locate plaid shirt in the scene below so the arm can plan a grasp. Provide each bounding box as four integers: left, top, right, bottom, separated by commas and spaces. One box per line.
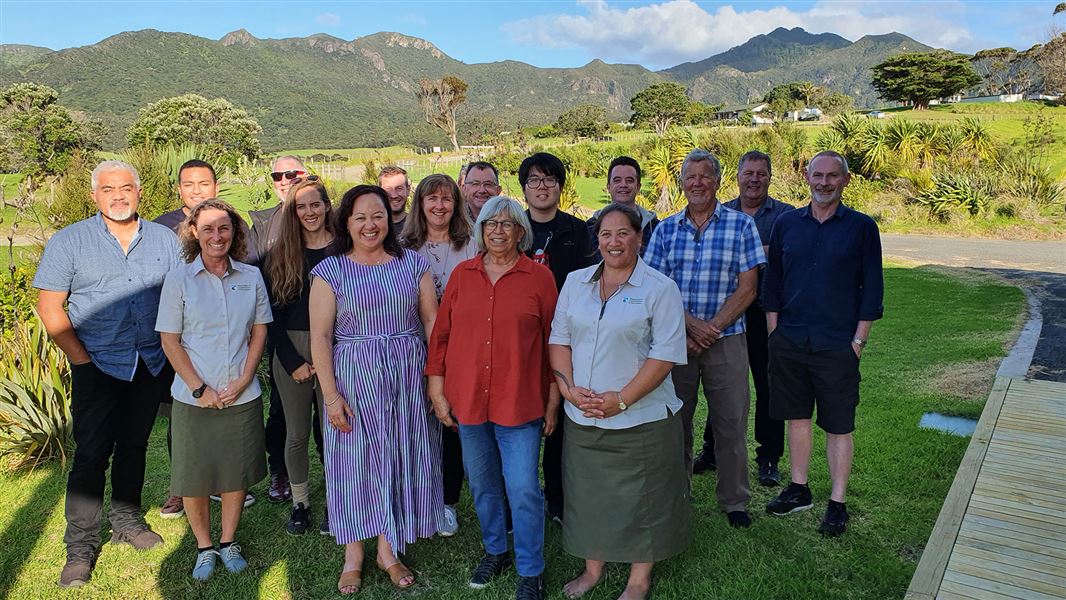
645, 202, 766, 337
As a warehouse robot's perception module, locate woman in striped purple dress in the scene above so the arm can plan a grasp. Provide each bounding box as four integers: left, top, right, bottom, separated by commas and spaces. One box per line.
309, 184, 443, 595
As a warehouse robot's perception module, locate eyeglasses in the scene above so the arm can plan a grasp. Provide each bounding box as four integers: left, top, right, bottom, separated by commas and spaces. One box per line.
525, 176, 559, 189
291, 175, 320, 185
465, 180, 499, 189
270, 169, 306, 182
483, 219, 517, 231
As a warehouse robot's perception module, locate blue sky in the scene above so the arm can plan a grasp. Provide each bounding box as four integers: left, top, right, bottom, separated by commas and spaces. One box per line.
1, 1, 1062, 70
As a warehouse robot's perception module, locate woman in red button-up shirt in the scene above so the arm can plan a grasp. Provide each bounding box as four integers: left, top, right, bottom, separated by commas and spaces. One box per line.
426, 195, 559, 596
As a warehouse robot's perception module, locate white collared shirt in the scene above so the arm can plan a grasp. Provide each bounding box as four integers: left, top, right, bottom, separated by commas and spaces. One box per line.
156, 255, 273, 406
549, 258, 687, 429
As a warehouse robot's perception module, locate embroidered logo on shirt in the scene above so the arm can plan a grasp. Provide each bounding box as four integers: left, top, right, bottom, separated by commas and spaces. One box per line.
231, 284, 253, 291
622, 297, 643, 305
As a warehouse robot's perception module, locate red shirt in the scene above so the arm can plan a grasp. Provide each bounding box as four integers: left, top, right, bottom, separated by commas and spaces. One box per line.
426, 254, 558, 426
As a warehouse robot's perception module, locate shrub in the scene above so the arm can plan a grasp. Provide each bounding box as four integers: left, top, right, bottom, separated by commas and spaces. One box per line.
47, 150, 95, 228
0, 266, 37, 335
994, 203, 1018, 218
0, 312, 72, 467
913, 171, 993, 221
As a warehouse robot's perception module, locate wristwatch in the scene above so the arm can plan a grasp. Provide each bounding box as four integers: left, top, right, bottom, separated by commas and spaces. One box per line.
617, 392, 628, 412
851, 338, 867, 347
192, 383, 208, 399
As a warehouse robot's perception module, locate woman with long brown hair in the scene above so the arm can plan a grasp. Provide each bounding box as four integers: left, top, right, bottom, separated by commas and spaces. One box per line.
264, 176, 335, 536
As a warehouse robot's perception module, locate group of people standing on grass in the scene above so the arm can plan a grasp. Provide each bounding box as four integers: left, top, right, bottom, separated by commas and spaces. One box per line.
36, 144, 882, 600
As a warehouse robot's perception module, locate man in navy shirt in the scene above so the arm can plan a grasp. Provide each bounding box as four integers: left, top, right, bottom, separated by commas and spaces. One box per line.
761, 151, 884, 537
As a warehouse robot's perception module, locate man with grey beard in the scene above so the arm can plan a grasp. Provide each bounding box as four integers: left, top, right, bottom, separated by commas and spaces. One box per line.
35, 160, 182, 587
762, 150, 883, 537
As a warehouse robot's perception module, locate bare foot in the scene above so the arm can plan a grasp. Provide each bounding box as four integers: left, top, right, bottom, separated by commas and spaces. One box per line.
618, 582, 650, 600
563, 570, 603, 599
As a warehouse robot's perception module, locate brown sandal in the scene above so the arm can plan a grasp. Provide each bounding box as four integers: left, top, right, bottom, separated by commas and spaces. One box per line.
376, 558, 415, 589
338, 569, 362, 595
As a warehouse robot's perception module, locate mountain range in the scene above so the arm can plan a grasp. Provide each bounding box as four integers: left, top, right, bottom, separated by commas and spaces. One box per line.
0, 26, 933, 150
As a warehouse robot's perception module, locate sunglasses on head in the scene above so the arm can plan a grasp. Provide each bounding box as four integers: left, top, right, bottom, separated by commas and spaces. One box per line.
270, 169, 306, 182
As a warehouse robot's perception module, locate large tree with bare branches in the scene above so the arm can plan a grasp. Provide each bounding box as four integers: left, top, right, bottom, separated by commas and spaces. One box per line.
416, 75, 468, 152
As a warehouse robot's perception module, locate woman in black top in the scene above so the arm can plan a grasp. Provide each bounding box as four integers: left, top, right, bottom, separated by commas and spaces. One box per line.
264, 176, 335, 535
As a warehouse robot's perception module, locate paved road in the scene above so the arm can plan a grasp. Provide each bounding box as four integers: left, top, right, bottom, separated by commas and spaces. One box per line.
882, 234, 1066, 382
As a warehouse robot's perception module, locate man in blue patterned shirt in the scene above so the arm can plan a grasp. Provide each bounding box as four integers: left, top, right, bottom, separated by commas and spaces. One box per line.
35, 160, 182, 588
645, 149, 766, 528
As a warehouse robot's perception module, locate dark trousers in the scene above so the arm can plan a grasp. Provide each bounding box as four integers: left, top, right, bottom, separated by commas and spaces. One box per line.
542, 403, 564, 517
265, 356, 324, 476
702, 304, 784, 467
442, 425, 465, 506
65, 359, 170, 559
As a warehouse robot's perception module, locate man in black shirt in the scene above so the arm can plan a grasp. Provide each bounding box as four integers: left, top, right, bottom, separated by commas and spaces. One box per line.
379, 165, 411, 233
520, 152, 595, 523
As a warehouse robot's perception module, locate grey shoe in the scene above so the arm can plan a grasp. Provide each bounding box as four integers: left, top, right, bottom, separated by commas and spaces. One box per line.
219, 543, 248, 573
438, 504, 459, 537
192, 549, 219, 582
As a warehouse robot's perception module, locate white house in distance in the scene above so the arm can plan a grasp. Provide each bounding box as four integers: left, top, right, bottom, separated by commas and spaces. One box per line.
714, 103, 774, 124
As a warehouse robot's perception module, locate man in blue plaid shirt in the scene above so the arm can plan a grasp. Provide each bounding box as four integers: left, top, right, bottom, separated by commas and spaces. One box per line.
645, 149, 765, 528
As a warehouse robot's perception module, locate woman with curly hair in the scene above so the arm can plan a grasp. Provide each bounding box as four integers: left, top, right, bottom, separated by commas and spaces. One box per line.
156, 199, 273, 582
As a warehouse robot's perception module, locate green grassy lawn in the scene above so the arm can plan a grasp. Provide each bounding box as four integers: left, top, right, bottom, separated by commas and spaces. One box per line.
0, 263, 1024, 599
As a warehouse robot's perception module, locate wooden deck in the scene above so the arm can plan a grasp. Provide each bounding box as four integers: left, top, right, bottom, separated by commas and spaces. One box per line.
906, 377, 1066, 600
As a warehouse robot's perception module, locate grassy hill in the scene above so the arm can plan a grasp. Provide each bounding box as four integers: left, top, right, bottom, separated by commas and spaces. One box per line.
0, 26, 941, 151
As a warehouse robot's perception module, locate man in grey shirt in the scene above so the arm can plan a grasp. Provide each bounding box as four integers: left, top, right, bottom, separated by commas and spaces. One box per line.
35, 160, 182, 588
696, 151, 794, 487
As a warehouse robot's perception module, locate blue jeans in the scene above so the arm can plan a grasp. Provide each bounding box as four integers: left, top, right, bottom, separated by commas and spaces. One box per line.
458, 419, 545, 577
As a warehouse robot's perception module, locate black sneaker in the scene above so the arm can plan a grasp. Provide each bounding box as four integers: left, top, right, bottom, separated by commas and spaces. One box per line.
818, 500, 849, 536
319, 505, 331, 536
693, 449, 717, 474
287, 503, 310, 535
515, 574, 546, 600
58, 552, 96, 588
766, 482, 814, 516
727, 510, 752, 528
758, 463, 781, 487
469, 552, 512, 589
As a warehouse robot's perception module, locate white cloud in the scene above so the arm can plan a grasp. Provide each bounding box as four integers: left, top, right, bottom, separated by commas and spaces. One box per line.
502, 0, 975, 69
315, 12, 341, 27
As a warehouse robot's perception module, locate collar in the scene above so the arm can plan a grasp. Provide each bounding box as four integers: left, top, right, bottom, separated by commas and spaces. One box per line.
799, 201, 848, 222
583, 257, 647, 287
679, 202, 722, 230
466, 252, 533, 274
191, 253, 237, 277
726, 195, 778, 216
526, 209, 574, 233
93, 211, 143, 233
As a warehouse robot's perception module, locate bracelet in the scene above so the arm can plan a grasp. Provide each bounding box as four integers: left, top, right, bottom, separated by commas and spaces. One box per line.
324, 394, 340, 407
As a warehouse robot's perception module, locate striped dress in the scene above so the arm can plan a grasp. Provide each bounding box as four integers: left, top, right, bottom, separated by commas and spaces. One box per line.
310, 251, 444, 551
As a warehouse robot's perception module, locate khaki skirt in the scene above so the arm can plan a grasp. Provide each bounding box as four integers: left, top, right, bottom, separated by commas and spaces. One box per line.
171, 397, 267, 497
562, 411, 691, 563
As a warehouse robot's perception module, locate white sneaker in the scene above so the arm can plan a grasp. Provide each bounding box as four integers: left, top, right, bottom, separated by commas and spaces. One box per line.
438, 504, 459, 537
209, 493, 256, 508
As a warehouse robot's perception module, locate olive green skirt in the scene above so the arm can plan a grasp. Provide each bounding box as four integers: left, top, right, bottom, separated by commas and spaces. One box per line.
562, 411, 691, 563
171, 398, 267, 497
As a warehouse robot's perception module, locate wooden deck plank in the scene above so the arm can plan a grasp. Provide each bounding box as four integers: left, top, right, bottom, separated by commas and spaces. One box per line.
953, 545, 1066, 587
939, 579, 1023, 600
974, 481, 1066, 508
977, 465, 1066, 492
943, 570, 1065, 600
957, 526, 1066, 561
963, 512, 1065, 543
955, 532, 1065, 568
967, 504, 1066, 536
948, 558, 1066, 598
905, 377, 1012, 599
968, 492, 1066, 521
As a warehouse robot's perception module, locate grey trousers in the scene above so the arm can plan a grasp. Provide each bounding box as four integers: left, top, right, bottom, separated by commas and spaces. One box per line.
272, 330, 324, 487
671, 334, 752, 513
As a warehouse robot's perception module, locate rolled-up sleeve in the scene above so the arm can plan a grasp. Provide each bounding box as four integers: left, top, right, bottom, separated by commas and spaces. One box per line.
648, 279, 688, 365
155, 269, 185, 334
858, 219, 885, 322
253, 272, 274, 325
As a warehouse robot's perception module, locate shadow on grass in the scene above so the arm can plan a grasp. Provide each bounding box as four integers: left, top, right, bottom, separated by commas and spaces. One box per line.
0, 465, 65, 597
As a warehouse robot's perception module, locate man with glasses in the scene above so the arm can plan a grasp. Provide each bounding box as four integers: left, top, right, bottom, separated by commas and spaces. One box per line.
461, 161, 502, 221
645, 149, 765, 529
379, 165, 411, 232
519, 152, 595, 525
249, 155, 307, 265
